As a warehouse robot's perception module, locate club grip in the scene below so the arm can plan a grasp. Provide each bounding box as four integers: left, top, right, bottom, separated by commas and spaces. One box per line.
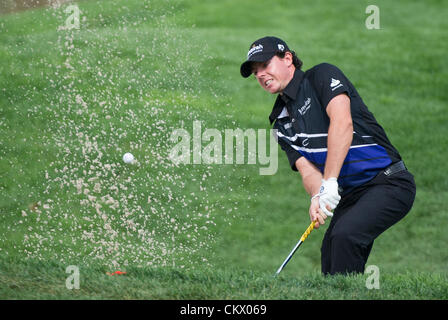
300, 221, 316, 242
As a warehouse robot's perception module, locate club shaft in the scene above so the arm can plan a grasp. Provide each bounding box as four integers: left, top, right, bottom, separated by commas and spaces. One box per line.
275, 239, 303, 275
274, 221, 316, 276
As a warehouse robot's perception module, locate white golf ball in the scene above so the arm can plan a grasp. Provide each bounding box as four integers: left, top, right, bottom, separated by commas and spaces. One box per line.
123, 152, 134, 164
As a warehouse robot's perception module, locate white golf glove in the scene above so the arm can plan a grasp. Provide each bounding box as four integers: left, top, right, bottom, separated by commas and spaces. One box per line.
318, 178, 341, 217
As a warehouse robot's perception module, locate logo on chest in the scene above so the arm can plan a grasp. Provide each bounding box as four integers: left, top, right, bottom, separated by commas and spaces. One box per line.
298, 98, 311, 116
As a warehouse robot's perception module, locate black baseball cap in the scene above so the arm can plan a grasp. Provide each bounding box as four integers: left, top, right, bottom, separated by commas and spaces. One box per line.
240, 36, 290, 78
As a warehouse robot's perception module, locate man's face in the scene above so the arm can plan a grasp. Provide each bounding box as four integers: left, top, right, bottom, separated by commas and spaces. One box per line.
251, 53, 293, 94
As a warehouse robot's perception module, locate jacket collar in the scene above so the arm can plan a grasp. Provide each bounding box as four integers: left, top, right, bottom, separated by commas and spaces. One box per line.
269, 68, 305, 124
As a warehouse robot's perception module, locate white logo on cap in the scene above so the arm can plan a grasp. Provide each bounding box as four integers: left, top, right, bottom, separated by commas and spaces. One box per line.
247, 44, 263, 59
278, 44, 285, 51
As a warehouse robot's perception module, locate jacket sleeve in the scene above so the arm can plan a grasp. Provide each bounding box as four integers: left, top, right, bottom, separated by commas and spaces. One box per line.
311, 63, 351, 109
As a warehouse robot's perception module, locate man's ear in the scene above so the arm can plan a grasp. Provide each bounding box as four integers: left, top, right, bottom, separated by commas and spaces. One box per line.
284, 51, 293, 67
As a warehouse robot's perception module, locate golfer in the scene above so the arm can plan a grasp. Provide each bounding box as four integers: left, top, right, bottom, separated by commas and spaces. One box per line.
240, 36, 416, 275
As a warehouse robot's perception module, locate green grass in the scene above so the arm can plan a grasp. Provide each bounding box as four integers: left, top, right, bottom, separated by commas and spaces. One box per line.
1, 257, 447, 299
1, 0, 448, 299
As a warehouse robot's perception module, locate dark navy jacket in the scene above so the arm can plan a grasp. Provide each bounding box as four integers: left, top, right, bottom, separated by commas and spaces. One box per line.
270, 63, 401, 196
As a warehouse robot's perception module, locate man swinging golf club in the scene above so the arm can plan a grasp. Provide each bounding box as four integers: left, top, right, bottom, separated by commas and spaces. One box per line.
240, 36, 416, 275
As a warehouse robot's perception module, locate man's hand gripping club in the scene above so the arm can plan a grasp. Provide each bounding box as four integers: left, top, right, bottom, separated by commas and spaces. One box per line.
310, 178, 341, 228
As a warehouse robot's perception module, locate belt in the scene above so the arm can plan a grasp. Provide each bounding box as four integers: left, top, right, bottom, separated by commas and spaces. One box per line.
383, 160, 407, 176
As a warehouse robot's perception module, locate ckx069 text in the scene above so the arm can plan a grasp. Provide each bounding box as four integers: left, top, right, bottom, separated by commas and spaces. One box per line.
224, 304, 267, 315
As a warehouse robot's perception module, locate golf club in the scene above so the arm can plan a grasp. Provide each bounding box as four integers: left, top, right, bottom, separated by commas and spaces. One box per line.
274, 220, 316, 276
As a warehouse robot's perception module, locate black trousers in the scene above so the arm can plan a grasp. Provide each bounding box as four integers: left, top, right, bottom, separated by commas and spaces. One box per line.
321, 169, 416, 275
